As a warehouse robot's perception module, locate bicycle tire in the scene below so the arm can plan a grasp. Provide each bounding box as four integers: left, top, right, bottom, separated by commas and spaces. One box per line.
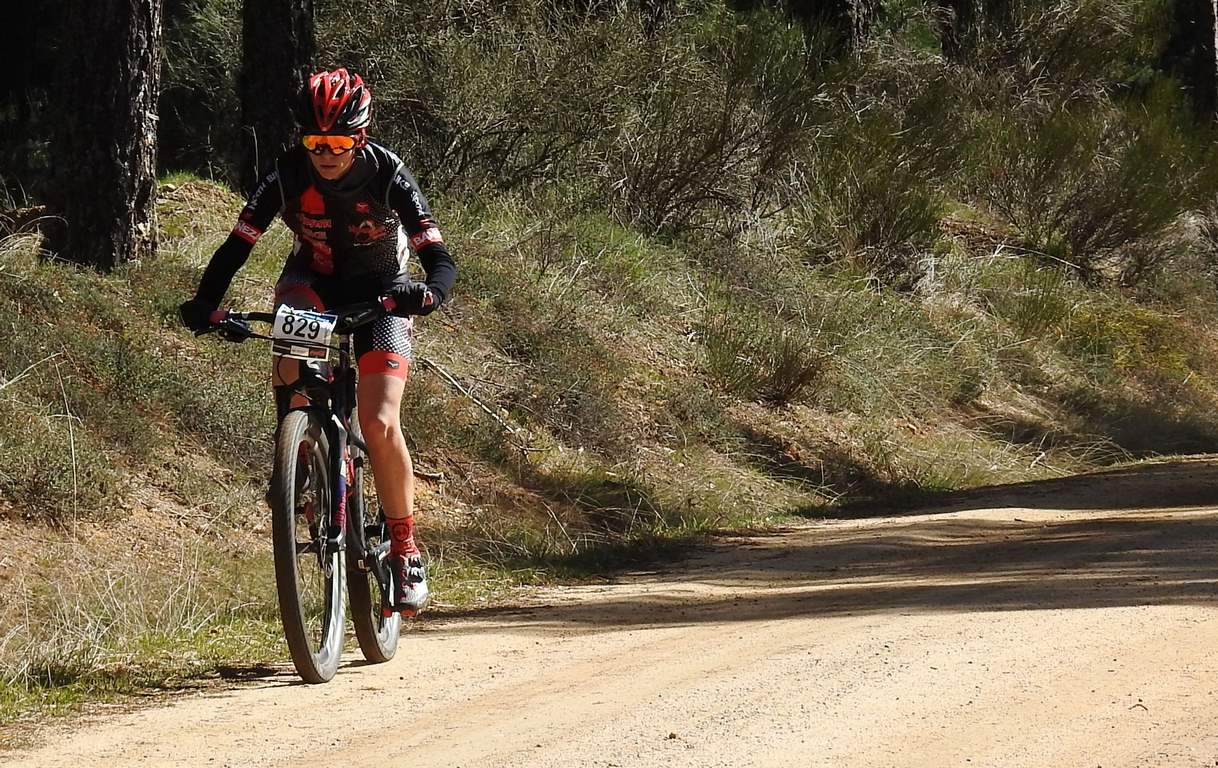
271, 409, 346, 683
347, 410, 401, 663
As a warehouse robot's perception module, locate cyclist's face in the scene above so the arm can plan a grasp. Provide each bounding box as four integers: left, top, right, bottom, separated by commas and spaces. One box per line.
308, 146, 356, 180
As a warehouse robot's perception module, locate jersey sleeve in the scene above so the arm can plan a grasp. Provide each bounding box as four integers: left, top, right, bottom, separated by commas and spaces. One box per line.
386, 166, 457, 305
193, 161, 286, 305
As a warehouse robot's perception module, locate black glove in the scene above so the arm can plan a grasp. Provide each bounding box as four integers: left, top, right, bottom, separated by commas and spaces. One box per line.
389, 282, 437, 316
179, 297, 217, 333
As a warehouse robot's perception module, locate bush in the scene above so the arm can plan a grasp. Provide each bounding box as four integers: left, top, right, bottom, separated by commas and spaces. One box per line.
787, 42, 966, 285
960, 0, 1158, 100
160, 0, 243, 179
700, 285, 831, 405
318, 0, 637, 194
812, 280, 994, 415
976, 256, 1079, 339
977, 100, 1210, 281
318, 3, 833, 235
602, 11, 827, 234
794, 109, 945, 284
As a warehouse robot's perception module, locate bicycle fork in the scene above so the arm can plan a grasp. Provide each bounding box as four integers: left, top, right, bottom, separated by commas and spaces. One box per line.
326, 416, 349, 555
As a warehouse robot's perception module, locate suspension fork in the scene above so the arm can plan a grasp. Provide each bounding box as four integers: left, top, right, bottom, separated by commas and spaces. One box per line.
326, 346, 358, 553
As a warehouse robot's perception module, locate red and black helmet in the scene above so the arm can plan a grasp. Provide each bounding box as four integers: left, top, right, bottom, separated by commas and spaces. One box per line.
298, 67, 372, 135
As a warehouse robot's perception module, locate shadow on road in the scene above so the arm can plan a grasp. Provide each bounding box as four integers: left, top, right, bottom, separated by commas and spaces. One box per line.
437, 459, 1218, 634
823, 457, 1218, 518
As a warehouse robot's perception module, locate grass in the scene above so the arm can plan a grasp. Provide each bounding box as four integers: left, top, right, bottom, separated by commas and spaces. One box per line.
0, 538, 282, 728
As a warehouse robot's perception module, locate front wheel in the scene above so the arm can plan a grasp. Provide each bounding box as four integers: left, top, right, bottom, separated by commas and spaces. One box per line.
271, 409, 346, 683
347, 411, 400, 663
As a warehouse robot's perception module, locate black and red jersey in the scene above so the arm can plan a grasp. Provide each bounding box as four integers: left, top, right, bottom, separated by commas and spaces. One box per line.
194, 141, 456, 307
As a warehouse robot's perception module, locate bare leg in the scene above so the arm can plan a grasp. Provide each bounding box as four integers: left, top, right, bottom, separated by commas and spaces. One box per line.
357, 372, 416, 550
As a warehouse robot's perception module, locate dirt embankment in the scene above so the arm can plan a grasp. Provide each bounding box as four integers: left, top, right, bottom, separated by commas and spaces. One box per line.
6, 459, 1218, 767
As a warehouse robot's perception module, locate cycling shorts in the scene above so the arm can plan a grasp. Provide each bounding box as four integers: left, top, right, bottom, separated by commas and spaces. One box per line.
273, 261, 413, 380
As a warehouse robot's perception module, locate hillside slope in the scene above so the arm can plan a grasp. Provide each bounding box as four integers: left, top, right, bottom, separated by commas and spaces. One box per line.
5, 175, 1218, 727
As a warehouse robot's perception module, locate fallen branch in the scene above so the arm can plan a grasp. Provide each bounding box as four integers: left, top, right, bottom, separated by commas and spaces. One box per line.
417, 356, 523, 440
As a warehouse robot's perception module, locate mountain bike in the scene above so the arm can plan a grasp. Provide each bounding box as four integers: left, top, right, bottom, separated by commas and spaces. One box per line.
203, 298, 406, 683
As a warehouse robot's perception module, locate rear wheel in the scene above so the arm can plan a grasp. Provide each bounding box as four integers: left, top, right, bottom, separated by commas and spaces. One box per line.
347, 411, 401, 663
271, 409, 345, 683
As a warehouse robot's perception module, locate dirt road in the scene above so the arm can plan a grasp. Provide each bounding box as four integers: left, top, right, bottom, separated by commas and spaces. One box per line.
7, 460, 1218, 767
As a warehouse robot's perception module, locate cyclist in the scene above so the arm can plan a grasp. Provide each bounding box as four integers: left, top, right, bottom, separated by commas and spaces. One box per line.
179, 67, 456, 616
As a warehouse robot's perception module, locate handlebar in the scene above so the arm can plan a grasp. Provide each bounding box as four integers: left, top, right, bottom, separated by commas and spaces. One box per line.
200, 296, 400, 343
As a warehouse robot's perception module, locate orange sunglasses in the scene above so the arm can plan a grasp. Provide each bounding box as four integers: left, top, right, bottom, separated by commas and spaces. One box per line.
302, 134, 358, 155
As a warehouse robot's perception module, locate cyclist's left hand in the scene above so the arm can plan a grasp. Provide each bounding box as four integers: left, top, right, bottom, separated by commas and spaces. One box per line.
389, 282, 437, 316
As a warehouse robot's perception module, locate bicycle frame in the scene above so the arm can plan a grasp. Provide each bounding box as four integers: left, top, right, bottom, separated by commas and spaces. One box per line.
209, 305, 394, 600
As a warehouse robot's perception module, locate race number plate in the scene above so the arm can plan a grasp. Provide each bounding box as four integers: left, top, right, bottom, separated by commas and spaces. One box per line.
271, 306, 337, 361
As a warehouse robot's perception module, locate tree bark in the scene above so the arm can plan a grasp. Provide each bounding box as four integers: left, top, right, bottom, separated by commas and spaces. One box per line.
1213, 0, 1218, 118
44, 0, 161, 270
780, 0, 880, 55
239, 0, 313, 194
1164, 0, 1218, 120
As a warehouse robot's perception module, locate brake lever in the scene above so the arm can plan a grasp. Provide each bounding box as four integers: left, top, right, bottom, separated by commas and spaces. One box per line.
217, 317, 254, 343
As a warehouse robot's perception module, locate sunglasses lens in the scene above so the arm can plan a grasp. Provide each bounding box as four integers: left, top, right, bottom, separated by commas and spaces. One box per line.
302, 135, 357, 154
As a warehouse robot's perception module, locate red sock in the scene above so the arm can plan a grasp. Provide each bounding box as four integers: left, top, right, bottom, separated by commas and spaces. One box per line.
388, 516, 419, 557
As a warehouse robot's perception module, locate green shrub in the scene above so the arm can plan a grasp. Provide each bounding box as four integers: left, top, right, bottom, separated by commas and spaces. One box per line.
795, 112, 944, 283
976, 99, 1208, 282
960, 0, 1159, 98
318, 3, 833, 235
788, 45, 965, 284
977, 256, 1079, 339
160, 0, 243, 179
318, 0, 636, 194
814, 281, 993, 415
602, 11, 827, 234
700, 286, 831, 405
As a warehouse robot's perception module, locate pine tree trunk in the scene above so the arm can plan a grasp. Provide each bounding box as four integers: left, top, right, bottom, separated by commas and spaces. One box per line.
239, 0, 313, 194
1164, 0, 1218, 120
783, 0, 880, 55
44, 0, 161, 270
1212, 0, 1218, 118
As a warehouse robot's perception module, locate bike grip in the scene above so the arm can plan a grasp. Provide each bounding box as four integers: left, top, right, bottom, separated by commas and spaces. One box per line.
208, 309, 229, 324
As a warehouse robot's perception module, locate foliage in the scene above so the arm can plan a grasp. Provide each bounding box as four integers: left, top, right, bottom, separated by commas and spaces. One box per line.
975, 100, 1211, 280
700, 284, 832, 405
976, 256, 1078, 339
160, 0, 244, 180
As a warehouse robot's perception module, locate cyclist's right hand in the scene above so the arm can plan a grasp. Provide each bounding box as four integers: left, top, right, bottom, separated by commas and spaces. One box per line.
179, 297, 218, 334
